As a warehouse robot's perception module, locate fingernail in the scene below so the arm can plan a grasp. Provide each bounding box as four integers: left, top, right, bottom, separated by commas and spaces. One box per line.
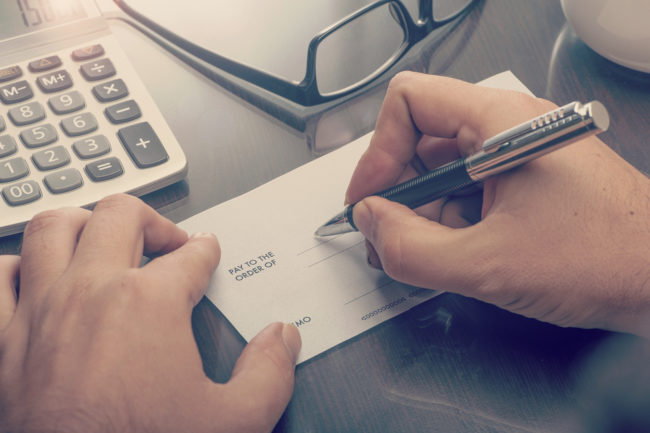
281, 323, 302, 364
190, 232, 217, 239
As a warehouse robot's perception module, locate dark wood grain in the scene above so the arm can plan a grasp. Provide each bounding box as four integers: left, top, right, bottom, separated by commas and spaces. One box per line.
2, 1, 649, 432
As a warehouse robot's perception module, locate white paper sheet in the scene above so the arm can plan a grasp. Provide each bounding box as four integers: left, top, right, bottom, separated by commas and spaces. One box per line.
179, 71, 534, 363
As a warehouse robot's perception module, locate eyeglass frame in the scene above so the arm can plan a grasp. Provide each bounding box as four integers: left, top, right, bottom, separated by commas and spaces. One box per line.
114, 0, 477, 107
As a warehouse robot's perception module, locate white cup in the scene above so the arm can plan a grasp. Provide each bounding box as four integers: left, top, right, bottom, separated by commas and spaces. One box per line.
560, 0, 650, 73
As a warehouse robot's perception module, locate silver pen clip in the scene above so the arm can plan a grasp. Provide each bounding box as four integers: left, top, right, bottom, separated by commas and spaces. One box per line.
467, 101, 609, 181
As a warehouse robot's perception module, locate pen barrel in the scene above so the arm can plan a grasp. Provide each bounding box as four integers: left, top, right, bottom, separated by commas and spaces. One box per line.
337, 101, 609, 235
375, 158, 475, 209
345, 159, 473, 230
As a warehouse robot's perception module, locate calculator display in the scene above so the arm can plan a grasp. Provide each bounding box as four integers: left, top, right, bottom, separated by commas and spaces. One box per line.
0, 0, 87, 41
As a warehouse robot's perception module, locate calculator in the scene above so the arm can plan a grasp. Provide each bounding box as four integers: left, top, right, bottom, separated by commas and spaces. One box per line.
0, 0, 187, 237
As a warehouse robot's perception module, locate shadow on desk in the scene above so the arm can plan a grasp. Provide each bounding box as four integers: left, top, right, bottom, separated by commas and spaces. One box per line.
192, 289, 650, 433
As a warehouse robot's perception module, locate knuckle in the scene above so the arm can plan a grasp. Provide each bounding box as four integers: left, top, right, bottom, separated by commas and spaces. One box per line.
25, 208, 79, 238
386, 70, 420, 95
93, 193, 144, 215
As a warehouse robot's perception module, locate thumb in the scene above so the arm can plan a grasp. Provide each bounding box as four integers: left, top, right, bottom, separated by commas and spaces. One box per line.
353, 196, 487, 293
220, 322, 301, 432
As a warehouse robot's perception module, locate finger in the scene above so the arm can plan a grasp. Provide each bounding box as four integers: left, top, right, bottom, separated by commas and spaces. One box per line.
345, 72, 553, 204
353, 196, 489, 293
439, 193, 483, 228
70, 194, 188, 274
0, 256, 20, 331
142, 232, 221, 309
217, 322, 301, 432
19, 207, 90, 302
416, 136, 462, 168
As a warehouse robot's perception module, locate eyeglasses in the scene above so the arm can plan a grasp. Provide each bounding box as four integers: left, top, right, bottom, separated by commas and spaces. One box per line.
114, 0, 477, 107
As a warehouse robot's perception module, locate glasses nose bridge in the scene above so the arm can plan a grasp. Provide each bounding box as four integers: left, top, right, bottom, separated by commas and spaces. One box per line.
416, 0, 434, 23
394, 0, 433, 25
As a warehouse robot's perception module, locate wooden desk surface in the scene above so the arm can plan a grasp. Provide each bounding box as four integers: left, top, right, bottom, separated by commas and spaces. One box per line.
2, 1, 649, 432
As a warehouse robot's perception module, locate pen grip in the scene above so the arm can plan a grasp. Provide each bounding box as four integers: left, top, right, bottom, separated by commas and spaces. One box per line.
376, 158, 475, 208
345, 159, 475, 231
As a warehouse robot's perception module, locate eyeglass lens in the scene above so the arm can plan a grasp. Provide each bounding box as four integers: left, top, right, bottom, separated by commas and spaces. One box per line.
315, 0, 473, 96
315, 3, 406, 95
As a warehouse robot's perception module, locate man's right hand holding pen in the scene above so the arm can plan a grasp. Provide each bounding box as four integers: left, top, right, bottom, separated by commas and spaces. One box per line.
345, 72, 650, 338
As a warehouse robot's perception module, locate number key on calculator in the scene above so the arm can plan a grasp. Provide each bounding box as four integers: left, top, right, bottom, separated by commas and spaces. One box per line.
0, 0, 187, 237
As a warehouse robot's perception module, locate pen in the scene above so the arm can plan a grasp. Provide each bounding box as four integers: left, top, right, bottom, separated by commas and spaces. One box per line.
315, 100, 610, 237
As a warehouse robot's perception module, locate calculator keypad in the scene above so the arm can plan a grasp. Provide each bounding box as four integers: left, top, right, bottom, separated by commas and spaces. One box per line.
118, 122, 168, 168
32, 146, 71, 171
49, 90, 85, 114
0, 157, 29, 182
85, 157, 123, 181
0, 135, 17, 157
28, 56, 62, 72
60, 112, 98, 136
0, 80, 33, 104
20, 124, 58, 148
71, 45, 104, 62
0, 66, 22, 83
80, 58, 116, 81
8, 101, 46, 125
93, 79, 128, 102
72, 135, 111, 159
105, 100, 141, 124
0, 35, 186, 237
2, 180, 41, 206
44, 168, 83, 194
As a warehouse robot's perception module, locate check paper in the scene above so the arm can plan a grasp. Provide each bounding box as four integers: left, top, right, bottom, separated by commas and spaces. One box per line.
180, 71, 533, 363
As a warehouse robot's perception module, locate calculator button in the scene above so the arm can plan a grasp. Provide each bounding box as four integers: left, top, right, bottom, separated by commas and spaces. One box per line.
60, 113, 98, 136
29, 56, 62, 72
8, 101, 46, 126
0, 80, 33, 104
20, 124, 58, 148
32, 146, 71, 171
48, 90, 85, 114
105, 100, 141, 124
2, 180, 41, 206
44, 168, 83, 194
72, 135, 111, 159
0, 135, 18, 158
85, 157, 123, 181
0, 65, 22, 83
72, 44, 105, 61
36, 69, 73, 93
118, 122, 168, 168
0, 116, 5, 132
80, 59, 116, 81
0, 157, 29, 183
92, 79, 128, 102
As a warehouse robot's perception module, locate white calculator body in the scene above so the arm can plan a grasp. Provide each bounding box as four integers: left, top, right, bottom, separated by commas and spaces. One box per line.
0, 0, 187, 237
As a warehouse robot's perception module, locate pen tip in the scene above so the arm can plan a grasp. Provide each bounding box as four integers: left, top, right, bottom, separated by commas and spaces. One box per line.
314, 210, 356, 237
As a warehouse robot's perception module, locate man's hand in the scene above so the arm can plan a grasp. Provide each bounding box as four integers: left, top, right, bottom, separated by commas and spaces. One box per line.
0, 194, 301, 433
346, 72, 650, 337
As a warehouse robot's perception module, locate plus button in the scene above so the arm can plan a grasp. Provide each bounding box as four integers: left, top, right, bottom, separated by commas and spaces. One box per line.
135, 138, 150, 149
